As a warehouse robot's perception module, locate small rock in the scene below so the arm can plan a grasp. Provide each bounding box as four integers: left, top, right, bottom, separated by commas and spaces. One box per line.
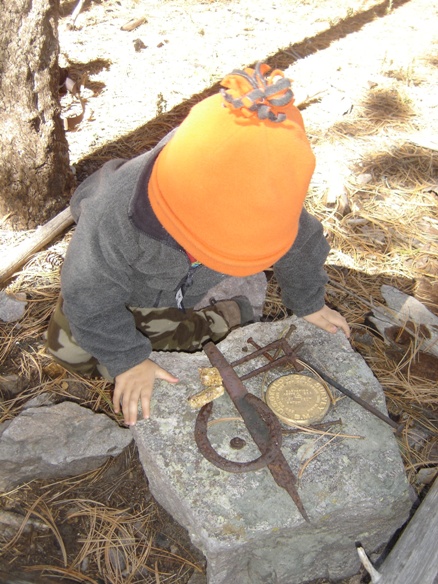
416, 467, 437, 485
22, 392, 57, 409
0, 373, 24, 396
0, 401, 133, 491
356, 173, 373, 185
0, 291, 27, 322
369, 285, 438, 358
133, 38, 147, 51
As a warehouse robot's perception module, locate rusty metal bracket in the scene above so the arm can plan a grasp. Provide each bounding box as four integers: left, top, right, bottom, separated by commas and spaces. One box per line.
195, 341, 309, 522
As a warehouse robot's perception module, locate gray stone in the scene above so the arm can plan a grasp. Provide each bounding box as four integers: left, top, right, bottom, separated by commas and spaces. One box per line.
0, 291, 27, 322
0, 401, 132, 491
132, 317, 412, 584
355, 173, 373, 185
22, 392, 57, 409
187, 573, 207, 584
0, 373, 24, 396
194, 273, 268, 320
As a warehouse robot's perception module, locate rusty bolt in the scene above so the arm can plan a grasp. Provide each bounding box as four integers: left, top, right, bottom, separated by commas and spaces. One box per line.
229, 437, 246, 450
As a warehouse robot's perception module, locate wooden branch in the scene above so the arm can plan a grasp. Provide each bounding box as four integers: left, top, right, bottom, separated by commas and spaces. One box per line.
0, 207, 74, 284
357, 546, 382, 583
69, 0, 85, 28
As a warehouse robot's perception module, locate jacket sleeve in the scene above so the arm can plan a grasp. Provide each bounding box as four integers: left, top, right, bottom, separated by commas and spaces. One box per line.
273, 208, 330, 317
61, 134, 180, 379
61, 200, 153, 380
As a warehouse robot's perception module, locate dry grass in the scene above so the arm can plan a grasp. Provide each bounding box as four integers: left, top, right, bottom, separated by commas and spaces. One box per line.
0, 443, 204, 583
331, 86, 417, 137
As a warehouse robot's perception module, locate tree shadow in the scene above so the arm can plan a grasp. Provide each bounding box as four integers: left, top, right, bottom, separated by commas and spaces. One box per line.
73, 0, 414, 181
265, 0, 412, 70
332, 87, 416, 137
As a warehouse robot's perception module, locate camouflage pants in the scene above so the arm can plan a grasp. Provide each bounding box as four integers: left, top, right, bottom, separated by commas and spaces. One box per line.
45, 296, 236, 380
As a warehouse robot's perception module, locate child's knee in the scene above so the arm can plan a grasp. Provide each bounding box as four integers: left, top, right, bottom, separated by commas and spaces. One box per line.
45, 296, 101, 377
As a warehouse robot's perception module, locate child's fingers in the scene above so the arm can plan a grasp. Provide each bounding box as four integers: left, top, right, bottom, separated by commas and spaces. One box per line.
125, 386, 143, 425
112, 381, 123, 413
155, 368, 179, 384
114, 360, 179, 426
303, 306, 350, 338
325, 311, 350, 338
114, 380, 140, 425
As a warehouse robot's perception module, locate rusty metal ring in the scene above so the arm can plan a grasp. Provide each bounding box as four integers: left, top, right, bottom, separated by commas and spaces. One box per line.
194, 395, 282, 473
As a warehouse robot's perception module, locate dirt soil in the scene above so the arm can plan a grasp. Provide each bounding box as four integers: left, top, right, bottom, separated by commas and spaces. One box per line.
1, 0, 437, 582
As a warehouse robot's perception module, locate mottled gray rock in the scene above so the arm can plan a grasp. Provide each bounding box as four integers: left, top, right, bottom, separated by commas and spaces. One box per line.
0, 401, 132, 491
132, 317, 412, 584
22, 392, 57, 409
194, 273, 267, 320
0, 291, 27, 322
187, 573, 207, 584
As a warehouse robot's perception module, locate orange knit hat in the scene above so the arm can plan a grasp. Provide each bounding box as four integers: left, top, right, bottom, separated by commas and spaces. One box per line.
149, 63, 316, 276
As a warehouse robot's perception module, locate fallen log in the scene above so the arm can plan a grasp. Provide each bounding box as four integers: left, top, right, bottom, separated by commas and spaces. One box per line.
0, 207, 74, 284
378, 477, 438, 584
357, 477, 438, 584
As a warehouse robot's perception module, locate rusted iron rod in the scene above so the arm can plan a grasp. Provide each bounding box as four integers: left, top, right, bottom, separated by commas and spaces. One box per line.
247, 336, 275, 362
296, 359, 403, 434
230, 338, 291, 366
239, 355, 292, 381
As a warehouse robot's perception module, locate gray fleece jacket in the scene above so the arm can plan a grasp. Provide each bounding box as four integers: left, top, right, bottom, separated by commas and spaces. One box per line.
61, 133, 330, 378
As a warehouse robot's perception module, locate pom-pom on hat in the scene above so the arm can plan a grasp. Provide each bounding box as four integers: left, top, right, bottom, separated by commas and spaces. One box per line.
148, 63, 316, 276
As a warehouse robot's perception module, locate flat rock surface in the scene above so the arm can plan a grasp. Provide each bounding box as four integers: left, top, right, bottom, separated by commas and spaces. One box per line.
0, 401, 133, 491
0, 291, 27, 323
132, 317, 412, 583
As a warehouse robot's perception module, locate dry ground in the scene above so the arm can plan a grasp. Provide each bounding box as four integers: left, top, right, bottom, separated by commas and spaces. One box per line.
1, 0, 437, 582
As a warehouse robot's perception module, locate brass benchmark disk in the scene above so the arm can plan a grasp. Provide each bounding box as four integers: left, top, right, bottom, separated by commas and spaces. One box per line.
265, 374, 330, 426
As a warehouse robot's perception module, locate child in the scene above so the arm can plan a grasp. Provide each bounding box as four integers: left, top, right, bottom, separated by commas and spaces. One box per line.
46, 63, 350, 426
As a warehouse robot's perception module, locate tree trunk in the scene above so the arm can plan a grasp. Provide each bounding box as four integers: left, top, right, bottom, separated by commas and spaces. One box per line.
0, 0, 75, 229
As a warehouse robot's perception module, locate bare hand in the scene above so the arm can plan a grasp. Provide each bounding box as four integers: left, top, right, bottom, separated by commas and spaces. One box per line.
303, 305, 350, 338
113, 359, 179, 426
